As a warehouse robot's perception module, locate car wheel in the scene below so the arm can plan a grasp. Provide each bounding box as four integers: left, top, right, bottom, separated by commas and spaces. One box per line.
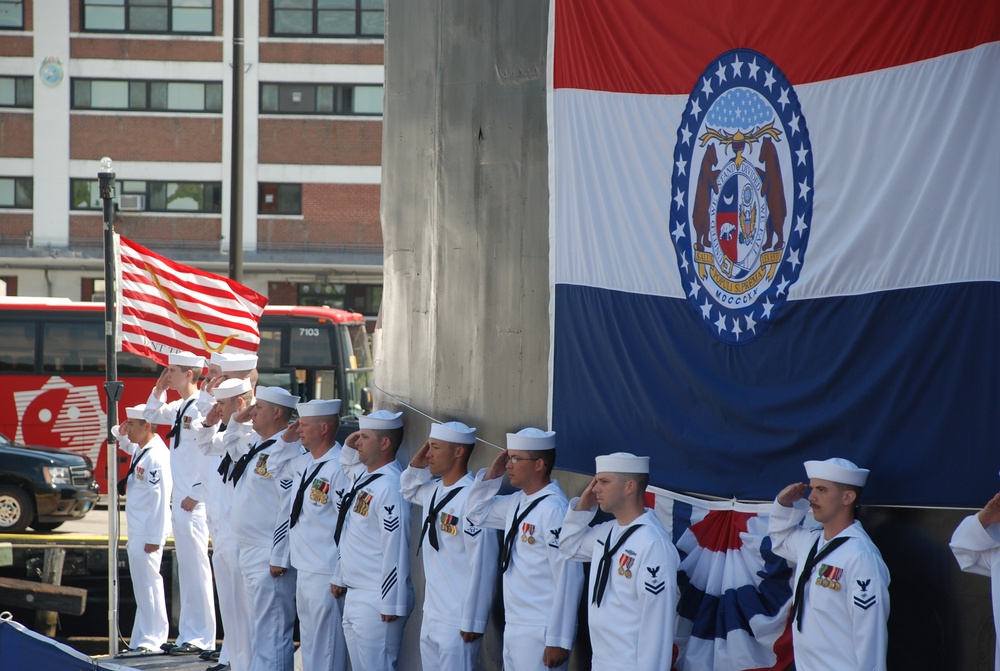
29, 521, 64, 532
0, 485, 34, 534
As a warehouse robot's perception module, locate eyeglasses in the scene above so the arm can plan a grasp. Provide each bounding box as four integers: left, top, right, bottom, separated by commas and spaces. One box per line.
507, 455, 539, 465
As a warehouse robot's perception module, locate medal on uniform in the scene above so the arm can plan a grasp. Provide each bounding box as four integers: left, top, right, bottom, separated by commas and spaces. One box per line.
440, 512, 458, 536
521, 522, 535, 544
354, 490, 374, 516
618, 552, 635, 578
815, 563, 843, 590
311, 478, 330, 504
254, 453, 271, 478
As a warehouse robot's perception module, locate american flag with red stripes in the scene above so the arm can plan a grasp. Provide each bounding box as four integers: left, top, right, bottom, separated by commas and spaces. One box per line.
117, 235, 268, 365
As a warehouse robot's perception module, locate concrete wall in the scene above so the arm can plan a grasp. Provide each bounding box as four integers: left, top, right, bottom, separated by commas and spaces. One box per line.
378, 0, 552, 444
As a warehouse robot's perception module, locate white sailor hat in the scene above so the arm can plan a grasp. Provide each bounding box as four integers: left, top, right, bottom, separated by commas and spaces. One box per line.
804, 457, 869, 487
209, 352, 228, 366
255, 386, 299, 409
169, 351, 205, 368
220, 353, 258, 372
595, 452, 650, 474
506, 427, 556, 452
297, 399, 342, 417
358, 410, 403, 430
125, 404, 146, 420
429, 421, 476, 445
212, 377, 252, 399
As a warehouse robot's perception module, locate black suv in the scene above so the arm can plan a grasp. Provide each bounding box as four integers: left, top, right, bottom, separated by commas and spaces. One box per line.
0, 432, 100, 533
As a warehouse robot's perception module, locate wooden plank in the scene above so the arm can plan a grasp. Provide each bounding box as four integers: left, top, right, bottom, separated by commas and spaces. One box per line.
0, 576, 87, 615
35, 548, 66, 636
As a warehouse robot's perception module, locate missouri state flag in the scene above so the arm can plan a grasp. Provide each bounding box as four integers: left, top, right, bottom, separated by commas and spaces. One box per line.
548, 1, 1000, 507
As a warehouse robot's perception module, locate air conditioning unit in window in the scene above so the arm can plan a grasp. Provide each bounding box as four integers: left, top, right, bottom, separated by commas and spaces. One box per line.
118, 194, 145, 211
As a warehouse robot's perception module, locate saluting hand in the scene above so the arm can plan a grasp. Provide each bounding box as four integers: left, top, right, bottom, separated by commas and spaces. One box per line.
410, 441, 431, 469
577, 476, 599, 511
282, 419, 300, 442
776, 482, 808, 507
979, 491, 1000, 527
344, 431, 362, 451
484, 450, 509, 481
153, 368, 170, 395
204, 405, 223, 427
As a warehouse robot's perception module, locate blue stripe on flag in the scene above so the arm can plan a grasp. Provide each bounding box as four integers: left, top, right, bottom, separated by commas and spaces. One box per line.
552, 281, 1000, 506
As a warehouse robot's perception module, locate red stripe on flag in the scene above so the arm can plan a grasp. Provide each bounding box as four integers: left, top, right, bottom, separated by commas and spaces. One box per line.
553, 0, 1000, 93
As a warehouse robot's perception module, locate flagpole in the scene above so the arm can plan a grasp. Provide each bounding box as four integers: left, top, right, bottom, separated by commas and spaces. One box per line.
99, 157, 124, 658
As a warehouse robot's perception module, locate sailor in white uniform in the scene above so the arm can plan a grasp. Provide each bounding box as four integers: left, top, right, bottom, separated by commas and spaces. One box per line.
331, 409, 414, 671
466, 428, 584, 671
401, 421, 499, 671
949, 489, 1000, 671
114, 404, 172, 653
142, 351, 216, 654
193, 376, 255, 671
227, 386, 303, 671
288, 399, 350, 671
769, 457, 890, 671
560, 452, 678, 671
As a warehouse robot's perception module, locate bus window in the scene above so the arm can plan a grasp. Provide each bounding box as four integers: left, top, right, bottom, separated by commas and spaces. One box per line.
0, 321, 35, 372
257, 327, 282, 370
117, 350, 160, 375
342, 323, 374, 417
289, 324, 334, 367
258, 370, 295, 393
43, 322, 105, 373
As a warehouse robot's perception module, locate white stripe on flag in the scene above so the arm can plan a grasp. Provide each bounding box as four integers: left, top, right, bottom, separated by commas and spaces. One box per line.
553, 43, 1000, 300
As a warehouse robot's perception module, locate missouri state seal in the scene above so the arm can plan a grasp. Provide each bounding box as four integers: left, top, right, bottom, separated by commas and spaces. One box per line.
670, 50, 813, 343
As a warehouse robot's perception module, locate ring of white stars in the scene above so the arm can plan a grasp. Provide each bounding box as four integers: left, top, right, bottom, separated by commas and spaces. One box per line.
672, 51, 813, 342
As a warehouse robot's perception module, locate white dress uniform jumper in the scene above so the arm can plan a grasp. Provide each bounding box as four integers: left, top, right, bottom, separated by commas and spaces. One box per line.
466, 474, 584, 671
115, 428, 172, 651
228, 426, 303, 671
143, 390, 217, 650
331, 448, 414, 671
289, 444, 351, 671
401, 467, 499, 671
561, 506, 678, 671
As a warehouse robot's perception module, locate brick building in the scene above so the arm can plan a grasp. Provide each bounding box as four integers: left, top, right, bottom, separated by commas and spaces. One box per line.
0, 0, 384, 322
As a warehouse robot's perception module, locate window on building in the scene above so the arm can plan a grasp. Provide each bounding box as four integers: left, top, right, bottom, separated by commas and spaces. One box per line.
70, 179, 222, 213
0, 275, 18, 296
0, 0, 24, 29
72, 79, 223, 113
0, 76, 32, 107
0, 177, 32, 208
82, 0, 213, 34
260, 83, 382, 116
271, 0, 384, 38
259, 184, 303, 215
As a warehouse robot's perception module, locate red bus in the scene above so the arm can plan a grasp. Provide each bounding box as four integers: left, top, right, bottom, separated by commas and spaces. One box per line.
0, 298, 374, 493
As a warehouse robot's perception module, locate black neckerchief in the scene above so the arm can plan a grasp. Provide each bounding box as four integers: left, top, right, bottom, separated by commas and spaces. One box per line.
592, 523, 643, 606
229, 438, 277, 486
500, 494, 551, 573
289, 462, 326, 528
165, 397, 197, 448
333, 472, 385, 544
794, 535, 850, 631
117, 447, 151, 497
418, 485, 465, 553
